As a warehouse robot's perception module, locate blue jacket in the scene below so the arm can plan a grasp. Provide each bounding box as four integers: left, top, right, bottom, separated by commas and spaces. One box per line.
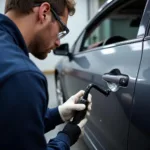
0, 14, 70, 150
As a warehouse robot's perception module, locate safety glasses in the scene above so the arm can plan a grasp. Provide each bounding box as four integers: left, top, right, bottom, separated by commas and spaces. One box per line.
33, 3, 70, 39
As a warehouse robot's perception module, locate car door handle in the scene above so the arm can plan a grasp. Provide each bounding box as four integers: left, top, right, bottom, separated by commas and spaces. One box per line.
102, 74, 129, 87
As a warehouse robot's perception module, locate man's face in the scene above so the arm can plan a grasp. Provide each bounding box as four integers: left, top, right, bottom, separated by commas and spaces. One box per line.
29, 3, 69, 60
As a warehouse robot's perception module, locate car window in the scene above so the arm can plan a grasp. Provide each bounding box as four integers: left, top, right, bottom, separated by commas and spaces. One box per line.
81, 0, 147, 52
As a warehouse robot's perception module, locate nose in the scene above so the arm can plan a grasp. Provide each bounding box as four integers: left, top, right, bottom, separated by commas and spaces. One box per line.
55, 39, 61, 47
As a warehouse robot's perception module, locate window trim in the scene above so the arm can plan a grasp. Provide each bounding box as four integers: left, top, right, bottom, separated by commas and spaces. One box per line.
145, 18, 150, 37
74, 37, 144, 55
72, 30, 86, 54
144, 35, 150, 41
137, 0, 150, 37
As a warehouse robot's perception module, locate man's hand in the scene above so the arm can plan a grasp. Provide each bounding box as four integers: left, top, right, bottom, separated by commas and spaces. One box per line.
58, 90, 92, 122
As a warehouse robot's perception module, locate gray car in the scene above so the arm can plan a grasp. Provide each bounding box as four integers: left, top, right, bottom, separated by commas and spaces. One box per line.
54, 0, 150, 149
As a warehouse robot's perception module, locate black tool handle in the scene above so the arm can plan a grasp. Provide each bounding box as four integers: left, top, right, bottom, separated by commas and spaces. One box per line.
72, 98, 88, 124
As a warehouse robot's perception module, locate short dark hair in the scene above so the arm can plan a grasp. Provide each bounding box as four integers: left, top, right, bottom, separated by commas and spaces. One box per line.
5, 0, 76, 16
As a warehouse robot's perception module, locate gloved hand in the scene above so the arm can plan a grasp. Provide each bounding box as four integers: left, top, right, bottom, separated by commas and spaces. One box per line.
58, 90, 92, 122
60, 117, 87, 146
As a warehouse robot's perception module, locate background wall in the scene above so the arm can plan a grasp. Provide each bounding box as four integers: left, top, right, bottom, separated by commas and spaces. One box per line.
0, 0, 5, 13
0, 0, 88, 71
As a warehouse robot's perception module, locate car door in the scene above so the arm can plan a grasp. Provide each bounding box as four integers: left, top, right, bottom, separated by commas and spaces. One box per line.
127, 1, 150, 149
62, 0, 147, 149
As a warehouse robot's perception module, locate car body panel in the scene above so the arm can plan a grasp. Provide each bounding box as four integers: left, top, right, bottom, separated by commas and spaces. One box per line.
127, 40, 150, 149
61, 40, 143, 150
54, 0, 150, 149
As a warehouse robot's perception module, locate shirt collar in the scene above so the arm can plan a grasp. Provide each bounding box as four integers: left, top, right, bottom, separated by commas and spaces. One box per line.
0, 13, 29, 57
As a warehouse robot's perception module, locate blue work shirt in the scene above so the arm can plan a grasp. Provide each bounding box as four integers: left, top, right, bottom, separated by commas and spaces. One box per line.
0, 14, 70, 150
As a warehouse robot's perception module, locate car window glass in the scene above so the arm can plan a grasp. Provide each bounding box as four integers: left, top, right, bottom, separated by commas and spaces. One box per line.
81, 0, 147, 51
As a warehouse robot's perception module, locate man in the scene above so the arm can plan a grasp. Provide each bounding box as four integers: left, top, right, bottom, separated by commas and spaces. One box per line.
0, 0, 92, 150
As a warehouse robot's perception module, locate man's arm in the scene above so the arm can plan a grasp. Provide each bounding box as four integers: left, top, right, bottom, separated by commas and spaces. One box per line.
0, 71, 70, 150
44, 108, 64, 133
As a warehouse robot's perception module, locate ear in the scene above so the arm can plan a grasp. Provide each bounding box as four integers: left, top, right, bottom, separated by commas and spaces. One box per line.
38, 2, 51, 23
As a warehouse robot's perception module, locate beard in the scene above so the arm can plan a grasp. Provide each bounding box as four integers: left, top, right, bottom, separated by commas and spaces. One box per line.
28, 34, 49, 60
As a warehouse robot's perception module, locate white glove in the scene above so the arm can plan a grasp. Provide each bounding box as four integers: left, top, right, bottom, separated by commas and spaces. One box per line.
58, 90, 92, 122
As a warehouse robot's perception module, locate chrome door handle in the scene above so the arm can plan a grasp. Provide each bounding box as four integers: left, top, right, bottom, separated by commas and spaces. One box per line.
102, 69, 129, 92
102, 74, 129, 87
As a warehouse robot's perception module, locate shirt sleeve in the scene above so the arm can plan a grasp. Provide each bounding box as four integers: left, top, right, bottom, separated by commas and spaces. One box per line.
0, 71, 70, 150
44, 108, 64, 133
